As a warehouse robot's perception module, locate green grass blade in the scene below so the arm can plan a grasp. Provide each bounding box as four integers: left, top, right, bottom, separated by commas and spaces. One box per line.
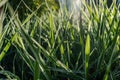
0, 33, 17, 61
0, 70, 20, 80
85, 33, 90, 79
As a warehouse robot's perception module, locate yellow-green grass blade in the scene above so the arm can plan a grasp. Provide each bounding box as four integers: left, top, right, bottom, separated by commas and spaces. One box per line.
0, 33, 17, 61
85, 33, 90, 79
49, 13, 55, 47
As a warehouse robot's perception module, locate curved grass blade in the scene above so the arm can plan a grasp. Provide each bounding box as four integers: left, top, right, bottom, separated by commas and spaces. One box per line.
0, 70, 20, 80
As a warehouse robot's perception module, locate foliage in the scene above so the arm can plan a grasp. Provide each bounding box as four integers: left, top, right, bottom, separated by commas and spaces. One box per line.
9, 0, 59, 20
0, 0, 120, 80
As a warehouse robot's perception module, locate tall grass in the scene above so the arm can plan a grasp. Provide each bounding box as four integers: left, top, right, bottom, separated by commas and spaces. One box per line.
0, 0, 120, 80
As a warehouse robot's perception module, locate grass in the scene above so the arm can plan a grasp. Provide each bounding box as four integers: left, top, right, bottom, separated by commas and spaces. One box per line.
0, 0, 120, 80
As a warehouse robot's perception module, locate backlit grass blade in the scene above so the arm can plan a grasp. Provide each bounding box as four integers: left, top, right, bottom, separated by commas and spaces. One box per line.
0, 33, 17, 61
85, 33, 90, 79
49, 13, 55, 47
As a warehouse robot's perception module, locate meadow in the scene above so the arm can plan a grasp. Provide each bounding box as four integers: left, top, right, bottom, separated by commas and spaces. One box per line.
0, 0, 120, 80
